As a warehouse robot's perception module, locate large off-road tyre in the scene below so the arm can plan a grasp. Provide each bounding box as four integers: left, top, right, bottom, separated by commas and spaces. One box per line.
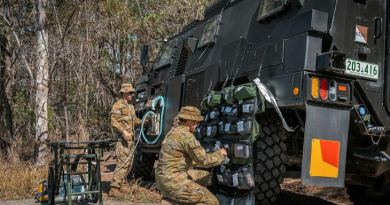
254, 111, 287, 205
346, 184, 390, 205
129, 144, 156, 180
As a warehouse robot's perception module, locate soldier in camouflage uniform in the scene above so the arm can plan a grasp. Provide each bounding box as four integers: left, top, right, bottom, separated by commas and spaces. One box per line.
155, 106, 227, 205
109, 84, 148, 197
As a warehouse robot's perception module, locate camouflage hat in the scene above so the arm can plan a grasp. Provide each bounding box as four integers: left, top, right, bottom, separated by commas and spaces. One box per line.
120, 84, 135, 93
177, 106, 203, 122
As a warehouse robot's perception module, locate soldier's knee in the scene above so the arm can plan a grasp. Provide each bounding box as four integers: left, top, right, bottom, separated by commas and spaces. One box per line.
202, 193, 218, 205
209, 195, 219, 205
160, 197, 179, 205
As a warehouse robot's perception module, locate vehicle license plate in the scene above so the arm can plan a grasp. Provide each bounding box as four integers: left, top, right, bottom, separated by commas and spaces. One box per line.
345, 59, 379, 80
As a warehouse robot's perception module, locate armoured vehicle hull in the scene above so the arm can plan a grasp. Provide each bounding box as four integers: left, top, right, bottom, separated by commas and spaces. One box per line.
133, 0, 390, 204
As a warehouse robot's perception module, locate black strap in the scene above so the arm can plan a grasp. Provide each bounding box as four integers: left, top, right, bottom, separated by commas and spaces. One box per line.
230, 37, 243, 77
231, 43, 249, 86
222, 37, 251, 89
207, 79, 213, 92
221, 73, 230, 90
192, 43, 210, 69
257, 36, 270, 78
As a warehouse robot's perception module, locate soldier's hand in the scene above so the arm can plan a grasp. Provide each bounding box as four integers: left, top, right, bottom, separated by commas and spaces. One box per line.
220, 148, 228, 156
123, 131, 132, 141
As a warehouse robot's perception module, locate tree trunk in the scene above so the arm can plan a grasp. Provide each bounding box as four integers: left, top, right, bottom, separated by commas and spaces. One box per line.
35, 0, 49, 166
64, 59, 69, 143
0, 2, 14, 159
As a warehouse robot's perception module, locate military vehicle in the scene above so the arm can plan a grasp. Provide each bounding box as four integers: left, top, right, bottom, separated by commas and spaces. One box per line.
130, 0, 390, 204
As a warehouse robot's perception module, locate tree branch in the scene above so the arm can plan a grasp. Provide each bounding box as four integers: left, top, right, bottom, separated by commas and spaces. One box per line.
98, 68, 118, 99
0, 12, 34, 80
61, 0, 87, 44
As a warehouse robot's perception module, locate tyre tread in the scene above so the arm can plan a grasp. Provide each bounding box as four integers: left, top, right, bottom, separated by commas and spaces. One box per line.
254, 111, 287, 205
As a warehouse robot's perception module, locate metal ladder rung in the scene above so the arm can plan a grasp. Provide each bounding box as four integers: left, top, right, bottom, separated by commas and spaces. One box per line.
66, 154, 98, 159
64, 162, 92, 165
71, 191, 100, 195
64, 171, 90, 175
59, 183, 88, 187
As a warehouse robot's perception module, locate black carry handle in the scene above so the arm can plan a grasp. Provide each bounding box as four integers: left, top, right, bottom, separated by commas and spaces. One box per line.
374, 17, 382, 44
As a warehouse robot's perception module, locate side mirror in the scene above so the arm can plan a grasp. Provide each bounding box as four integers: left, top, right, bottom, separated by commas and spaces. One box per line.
141, 45, 149, 67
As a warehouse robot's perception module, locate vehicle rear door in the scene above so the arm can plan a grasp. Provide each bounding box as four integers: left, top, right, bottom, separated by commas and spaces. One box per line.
386, 0, 390, 115
340, 0, 387, 118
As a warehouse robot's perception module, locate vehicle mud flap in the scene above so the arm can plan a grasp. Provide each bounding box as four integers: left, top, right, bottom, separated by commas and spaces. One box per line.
301, 104, 350, 188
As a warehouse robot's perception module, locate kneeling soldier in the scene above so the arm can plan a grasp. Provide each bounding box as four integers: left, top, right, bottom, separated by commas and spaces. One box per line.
155, 106, 227, 205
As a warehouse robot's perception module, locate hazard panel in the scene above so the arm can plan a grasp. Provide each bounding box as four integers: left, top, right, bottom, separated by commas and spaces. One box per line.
355, 25, 368, 44
301, 104, 350, 188
310, 139, 340, 178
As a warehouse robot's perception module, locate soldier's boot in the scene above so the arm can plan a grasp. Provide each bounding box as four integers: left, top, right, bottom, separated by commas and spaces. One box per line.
108, 187, 123, 197
160, 197, 179, 205
120, 184, 132, 193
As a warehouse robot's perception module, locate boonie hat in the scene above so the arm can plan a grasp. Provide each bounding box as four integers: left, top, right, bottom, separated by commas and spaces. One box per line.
177, 106, 203, 122
120, 84, 135, 93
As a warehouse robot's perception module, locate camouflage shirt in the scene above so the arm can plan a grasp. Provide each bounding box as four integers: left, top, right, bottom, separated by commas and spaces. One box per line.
111, 99, 142, 136
156, 126, 224, 189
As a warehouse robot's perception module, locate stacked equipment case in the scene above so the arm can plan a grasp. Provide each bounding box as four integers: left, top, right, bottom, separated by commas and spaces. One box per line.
197, 83, 265, 205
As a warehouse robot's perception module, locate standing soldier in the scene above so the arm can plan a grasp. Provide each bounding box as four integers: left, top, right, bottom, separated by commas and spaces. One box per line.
155, 106, 227, 205
109, 84, 147, 197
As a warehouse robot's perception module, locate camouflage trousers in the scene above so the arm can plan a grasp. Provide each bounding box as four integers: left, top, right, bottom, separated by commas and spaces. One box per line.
110, 140, 134, 189
157, 169, 219, 205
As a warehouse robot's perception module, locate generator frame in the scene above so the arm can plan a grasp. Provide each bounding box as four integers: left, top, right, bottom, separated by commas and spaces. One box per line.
46, 139, 119, 205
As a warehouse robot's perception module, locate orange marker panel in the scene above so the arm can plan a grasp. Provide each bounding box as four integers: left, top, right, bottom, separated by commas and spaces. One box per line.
310, 139, 340, 178
320, 140, 340, 168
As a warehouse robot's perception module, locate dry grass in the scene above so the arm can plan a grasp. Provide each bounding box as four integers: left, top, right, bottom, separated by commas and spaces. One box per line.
0, 160, 47, 200
112, 178, 162, 203
0, 158, 162, 203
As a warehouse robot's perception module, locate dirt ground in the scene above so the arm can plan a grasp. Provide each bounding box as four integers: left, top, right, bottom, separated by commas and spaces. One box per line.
275, 178, 353, 205
100, 160, 353, 205
0, 160, 354, 205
